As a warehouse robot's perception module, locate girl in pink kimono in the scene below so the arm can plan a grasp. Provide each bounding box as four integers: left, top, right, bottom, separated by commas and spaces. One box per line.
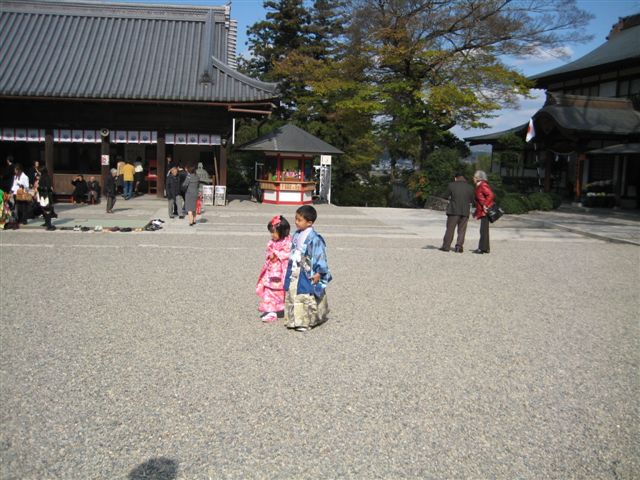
256, 215, 291, 322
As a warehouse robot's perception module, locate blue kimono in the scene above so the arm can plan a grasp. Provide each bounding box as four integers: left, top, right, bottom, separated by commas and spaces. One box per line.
284, 228, 332, 329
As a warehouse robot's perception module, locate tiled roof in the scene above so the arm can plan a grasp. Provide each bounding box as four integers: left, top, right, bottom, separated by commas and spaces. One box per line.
539, 104, 640, 135
0, 0, 278, 103
536, 93, 640, 135
464, 123, 528, 144
529, 13, 640, 84
466, 93, 640, 145
238, 124, 343, 155
587, 143, 640, 155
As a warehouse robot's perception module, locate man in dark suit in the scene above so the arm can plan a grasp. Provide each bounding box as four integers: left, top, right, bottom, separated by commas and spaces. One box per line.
439, 173, 475, 253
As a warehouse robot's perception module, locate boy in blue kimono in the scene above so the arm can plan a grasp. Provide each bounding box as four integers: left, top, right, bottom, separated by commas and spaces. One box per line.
284, 205, 332, 332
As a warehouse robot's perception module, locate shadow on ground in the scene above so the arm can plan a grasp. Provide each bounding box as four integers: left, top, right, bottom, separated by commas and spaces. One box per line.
128, 457, 178, 480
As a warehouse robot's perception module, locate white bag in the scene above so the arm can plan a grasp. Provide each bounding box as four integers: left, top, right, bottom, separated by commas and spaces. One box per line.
38, 193, 50, 208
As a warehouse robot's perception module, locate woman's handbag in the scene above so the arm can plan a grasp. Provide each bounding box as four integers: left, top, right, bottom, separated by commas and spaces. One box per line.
486, 203, 504, 223
15, 188, 33, 202
38, 193, 50, 208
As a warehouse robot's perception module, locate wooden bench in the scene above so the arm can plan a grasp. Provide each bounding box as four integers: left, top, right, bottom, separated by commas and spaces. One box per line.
53, 173, 103, 203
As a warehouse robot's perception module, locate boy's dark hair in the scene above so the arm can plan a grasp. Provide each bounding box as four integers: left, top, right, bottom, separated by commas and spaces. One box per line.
267, 215, 290, 239
296, 205, 317, 223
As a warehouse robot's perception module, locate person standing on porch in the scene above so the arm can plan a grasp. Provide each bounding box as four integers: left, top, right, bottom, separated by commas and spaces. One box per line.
183, 164, 200, 226
28, 160, 42, 186
1, 155, 14, 193
165, 167, 183, 219
104, 168, 117, 213
11, 164, 30, 224
122, 160, 135, 200
37, 167, 57, 230
439, 173, 475, 253
133, 157, 144, 196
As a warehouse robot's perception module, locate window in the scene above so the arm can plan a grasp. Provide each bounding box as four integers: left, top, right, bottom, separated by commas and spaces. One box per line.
619, 80, 629, 96
599, 81, 616, 97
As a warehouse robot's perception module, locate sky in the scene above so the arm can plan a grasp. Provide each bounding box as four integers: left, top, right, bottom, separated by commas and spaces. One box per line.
124, 0, 640, 142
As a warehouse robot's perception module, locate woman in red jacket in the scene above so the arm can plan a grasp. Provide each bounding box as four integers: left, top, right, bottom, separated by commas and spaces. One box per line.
473, 170, 495, 254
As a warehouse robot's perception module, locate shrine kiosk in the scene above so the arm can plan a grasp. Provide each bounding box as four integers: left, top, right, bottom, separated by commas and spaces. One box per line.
238, 124, 342, 205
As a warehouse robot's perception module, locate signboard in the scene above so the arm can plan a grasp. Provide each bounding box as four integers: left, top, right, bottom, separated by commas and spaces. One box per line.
320, 155, 332, 165
214, 185, 227, 206
202, 185, 214, 205
101, 154, 110, 166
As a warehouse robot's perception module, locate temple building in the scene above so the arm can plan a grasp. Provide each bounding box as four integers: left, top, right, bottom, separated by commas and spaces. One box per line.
0, 0, 278, 197
466, 13, 640, 208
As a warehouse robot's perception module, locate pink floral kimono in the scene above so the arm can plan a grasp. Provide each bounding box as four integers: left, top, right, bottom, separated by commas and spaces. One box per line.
256, 235, 291, 313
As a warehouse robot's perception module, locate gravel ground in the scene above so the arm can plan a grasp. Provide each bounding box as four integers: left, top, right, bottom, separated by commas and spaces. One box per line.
1, 208, 638, 479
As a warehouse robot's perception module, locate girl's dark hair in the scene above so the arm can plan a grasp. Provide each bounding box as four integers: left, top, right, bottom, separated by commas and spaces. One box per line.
267, 215, 290, 239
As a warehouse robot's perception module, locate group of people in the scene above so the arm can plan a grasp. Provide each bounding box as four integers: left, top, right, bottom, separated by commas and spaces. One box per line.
252, 173, 495, 332
439, 169, 495, 254
256, 205, 332, 332
115, 157, 145, 200
165, 163, 201, 226
100, 158, 149, 214
0, 159, 58, 230
71, 175, 101, 204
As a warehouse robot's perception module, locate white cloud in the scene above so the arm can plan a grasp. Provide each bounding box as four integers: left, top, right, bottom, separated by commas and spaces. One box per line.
522, 45, 573, 63
507, 45, 575, 76
452, 91, 546, 140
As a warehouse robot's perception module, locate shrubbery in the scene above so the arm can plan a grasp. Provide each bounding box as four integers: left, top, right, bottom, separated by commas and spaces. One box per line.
227, 168, 250, 195
498, 191, 559, 214
500, 193, 530, 214
549, 192, 563, 209
528, 192, 554, 211
334, 181, 389, 207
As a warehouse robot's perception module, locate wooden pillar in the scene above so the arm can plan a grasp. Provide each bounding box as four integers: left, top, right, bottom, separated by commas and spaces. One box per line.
219, 143, 227, 186
614, 155, 622, 204
575, 153, 586, 199
45, 129, 54, 175
156, 133, 166, 198
544, 151, 552, 192
101, 135, 110, 192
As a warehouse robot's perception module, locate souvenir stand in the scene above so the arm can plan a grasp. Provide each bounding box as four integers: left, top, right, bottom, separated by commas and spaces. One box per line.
237, 124, 343, 205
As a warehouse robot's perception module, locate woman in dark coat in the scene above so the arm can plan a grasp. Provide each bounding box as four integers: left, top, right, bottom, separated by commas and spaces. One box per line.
71, 175, 89, 204
104, 168, 117, 213
37, 167, 57, 230
183, 164, 200, 226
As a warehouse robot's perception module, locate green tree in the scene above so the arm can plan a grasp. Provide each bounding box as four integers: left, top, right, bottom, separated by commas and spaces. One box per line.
241, 0, 311, 118
267, 1, 383, 203
347, 0, 593, 165
475, 152, 492, 174
496, 133, 524, 176
408, 147, 469, 201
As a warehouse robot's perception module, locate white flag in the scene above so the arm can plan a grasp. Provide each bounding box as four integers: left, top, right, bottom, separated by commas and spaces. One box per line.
525, 118, 536, 142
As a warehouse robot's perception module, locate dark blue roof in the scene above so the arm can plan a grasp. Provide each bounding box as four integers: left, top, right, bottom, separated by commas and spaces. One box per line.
238, 124, 344, 155
529, 13, 640, 84
0, 0, 278, 103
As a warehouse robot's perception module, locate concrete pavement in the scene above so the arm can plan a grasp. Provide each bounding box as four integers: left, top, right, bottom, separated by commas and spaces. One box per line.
17, 195, 640, 246
1, 197, 639, 479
